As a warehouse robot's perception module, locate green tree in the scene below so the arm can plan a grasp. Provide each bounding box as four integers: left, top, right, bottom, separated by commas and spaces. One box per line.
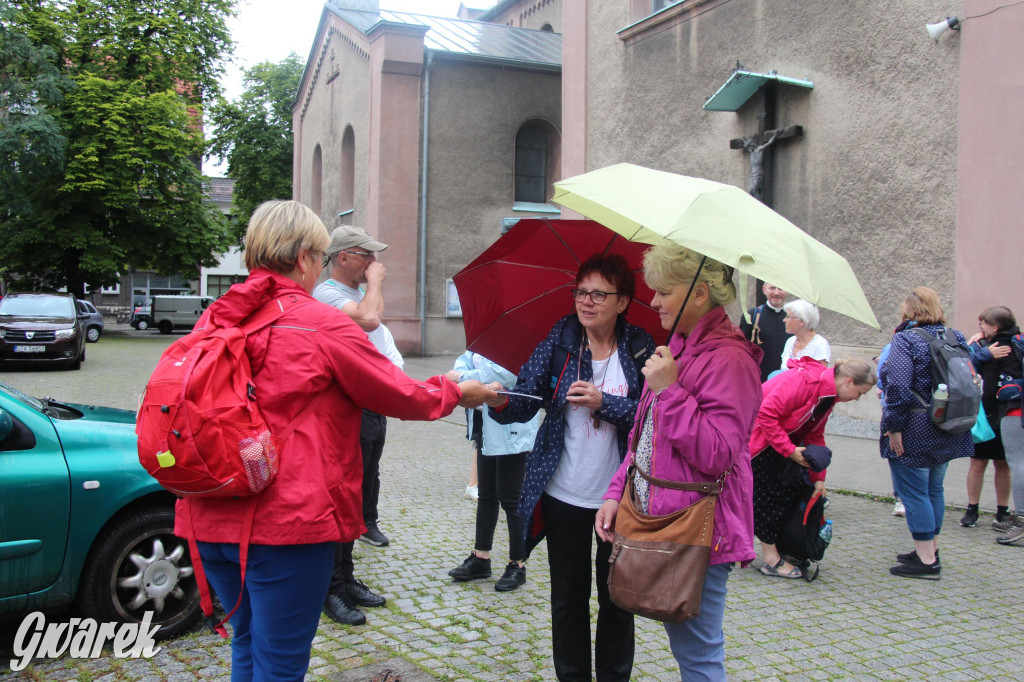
208, 53, 304, 233
0, 0, 238, 296
0, 3, 71, 269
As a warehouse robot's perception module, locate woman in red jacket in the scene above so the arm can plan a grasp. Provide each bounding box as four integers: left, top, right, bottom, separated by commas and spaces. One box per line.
176, 200, 496, 681
749, 356, 876, 578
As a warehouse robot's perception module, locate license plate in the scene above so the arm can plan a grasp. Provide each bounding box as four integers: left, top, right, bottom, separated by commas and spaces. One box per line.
13, 345, 46, 353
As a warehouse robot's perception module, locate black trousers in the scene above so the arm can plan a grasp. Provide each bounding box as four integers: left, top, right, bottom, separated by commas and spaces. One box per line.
328, 541, 355, 595
474, 450, 527, 561
360, 409, 387, 528
541, 493, 634, 682
327, 409, 387, 598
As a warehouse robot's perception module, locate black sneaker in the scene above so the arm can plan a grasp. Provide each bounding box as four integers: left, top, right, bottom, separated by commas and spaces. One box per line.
960, 508, 979, 527
345, 579, 386, 608
323, 593, 366, 625
889, 560, 941, 580
448, 553, 492, 581
359, 527, 390, 547
896, 548, 940, 566
494, 562, 526, 592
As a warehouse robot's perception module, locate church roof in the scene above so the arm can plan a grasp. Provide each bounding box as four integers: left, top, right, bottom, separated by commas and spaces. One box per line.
326, 5, 561, 69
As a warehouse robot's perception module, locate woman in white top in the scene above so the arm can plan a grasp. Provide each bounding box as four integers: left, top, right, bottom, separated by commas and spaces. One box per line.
780, 299, 831, 368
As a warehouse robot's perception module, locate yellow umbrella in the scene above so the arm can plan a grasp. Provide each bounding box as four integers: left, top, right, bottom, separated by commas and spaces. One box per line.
552, 163, 879, 330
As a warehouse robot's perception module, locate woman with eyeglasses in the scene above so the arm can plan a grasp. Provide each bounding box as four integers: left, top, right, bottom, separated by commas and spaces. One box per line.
178, 200, 496, 680
490, 253, 655, 681
780, 299, 831, 370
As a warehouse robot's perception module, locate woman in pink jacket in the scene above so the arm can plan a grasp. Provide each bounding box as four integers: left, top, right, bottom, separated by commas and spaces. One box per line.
595, 243, 762, 681
749, 356, 876, 578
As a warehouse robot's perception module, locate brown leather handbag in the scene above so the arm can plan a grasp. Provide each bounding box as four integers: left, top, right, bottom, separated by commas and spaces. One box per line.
607, 462, 725, 623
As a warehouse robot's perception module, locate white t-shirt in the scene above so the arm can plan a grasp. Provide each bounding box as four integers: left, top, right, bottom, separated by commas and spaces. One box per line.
546, 351, 627, 508
311, 279, 404, 369
781, 333, 831, 368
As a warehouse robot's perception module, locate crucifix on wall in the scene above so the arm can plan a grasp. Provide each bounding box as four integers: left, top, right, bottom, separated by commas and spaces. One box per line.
728, 83, 803, 205
704, 68, 813, 304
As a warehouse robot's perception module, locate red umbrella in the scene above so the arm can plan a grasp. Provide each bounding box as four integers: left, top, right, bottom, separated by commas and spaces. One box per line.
453, 218, 662, 375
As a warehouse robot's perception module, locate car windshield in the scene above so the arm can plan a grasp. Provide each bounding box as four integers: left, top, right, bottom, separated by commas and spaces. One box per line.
0, 296, 74, 318
0, 381, 46, 412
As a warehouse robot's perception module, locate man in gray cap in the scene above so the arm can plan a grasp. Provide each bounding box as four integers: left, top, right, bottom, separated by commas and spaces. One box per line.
313, 224, 399, 626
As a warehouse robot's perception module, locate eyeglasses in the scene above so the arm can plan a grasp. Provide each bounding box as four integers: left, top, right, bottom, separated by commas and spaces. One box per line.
320, 252, 331, 267
571, 288, 619, 304
343, 250, 375, 260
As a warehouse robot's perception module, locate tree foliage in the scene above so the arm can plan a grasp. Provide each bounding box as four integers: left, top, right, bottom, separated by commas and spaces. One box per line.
0, 0, 238, 296
208, 53, 304, 234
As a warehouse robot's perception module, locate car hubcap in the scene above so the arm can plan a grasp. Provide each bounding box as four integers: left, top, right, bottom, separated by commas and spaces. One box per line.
117, 537, 194, 614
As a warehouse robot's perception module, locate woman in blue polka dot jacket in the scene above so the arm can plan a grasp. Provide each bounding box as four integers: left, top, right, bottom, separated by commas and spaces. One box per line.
490, 252, 655, 682
879, 286, 973, 580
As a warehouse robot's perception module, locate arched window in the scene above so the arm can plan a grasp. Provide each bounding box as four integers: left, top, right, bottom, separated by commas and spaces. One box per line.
514, 119, 560, 203
540, 23, 554, 32
340, 126, 355, 213
311, 144, 323, 215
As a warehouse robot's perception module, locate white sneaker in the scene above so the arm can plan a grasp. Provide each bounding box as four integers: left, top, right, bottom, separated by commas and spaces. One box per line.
465, 485, 478, 501
893, 500, 906, 517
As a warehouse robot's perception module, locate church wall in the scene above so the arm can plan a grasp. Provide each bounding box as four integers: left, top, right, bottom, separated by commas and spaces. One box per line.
576, 0, 961, 357
421, 59, 562, 355
294, 17, 373, 231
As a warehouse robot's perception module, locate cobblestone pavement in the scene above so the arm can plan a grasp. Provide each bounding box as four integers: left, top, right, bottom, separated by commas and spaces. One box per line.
2, 336, 1022, 680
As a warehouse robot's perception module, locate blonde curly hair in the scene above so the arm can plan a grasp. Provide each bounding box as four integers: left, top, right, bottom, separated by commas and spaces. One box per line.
643, 244, 736, 307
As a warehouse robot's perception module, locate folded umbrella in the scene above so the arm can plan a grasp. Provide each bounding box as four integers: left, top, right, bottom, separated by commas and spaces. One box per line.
552, 163, 879, 330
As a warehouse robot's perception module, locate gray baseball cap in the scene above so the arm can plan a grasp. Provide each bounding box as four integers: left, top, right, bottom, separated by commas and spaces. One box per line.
325, 224, 388, 256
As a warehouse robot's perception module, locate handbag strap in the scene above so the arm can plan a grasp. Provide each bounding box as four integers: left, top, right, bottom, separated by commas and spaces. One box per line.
628, 463, 725, 496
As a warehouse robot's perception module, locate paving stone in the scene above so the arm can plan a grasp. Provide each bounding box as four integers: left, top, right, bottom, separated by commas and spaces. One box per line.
4, 363, 1024, 680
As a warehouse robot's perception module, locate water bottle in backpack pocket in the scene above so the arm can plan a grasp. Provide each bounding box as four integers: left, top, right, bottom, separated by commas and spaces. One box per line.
910, 328, 982, 433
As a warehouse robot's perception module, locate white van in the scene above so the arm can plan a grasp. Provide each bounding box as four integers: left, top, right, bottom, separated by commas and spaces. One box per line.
150, 295, 214, 334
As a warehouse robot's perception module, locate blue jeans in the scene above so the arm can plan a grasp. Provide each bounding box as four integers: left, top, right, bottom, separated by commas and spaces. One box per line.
197, 541, 334, 682
663, 562, 732, 682
889, 460, 949, 541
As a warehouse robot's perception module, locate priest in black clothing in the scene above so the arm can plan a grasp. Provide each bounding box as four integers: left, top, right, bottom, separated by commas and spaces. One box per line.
739, 282, 793, 381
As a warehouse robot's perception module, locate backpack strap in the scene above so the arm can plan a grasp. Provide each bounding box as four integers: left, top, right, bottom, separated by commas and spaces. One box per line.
908, 327, 939, 407
548, 317, 575, 397
241, 294, 311, 335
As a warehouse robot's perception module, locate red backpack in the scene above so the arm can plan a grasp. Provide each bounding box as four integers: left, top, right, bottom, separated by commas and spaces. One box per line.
136, 293, 318, 635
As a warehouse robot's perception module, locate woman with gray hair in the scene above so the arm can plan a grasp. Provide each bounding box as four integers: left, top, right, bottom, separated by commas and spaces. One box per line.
780, 299, 831, 369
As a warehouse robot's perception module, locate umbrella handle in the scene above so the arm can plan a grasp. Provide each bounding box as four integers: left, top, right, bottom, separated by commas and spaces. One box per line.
664, 255, 707, 343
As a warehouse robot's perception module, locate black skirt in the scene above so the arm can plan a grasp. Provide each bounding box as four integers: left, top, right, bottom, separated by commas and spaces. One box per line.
752, 447, 811, 545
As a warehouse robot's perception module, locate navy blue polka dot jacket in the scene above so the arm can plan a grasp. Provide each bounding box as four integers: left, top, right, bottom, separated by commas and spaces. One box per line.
489, 314, 655, 556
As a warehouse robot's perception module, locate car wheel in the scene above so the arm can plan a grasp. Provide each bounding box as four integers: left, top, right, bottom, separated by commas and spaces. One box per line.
70, 352, 82, 370
87, 326, 101, 343
77, 506, 201, 640
136, 320, 149, 330
158, 320, 173, 335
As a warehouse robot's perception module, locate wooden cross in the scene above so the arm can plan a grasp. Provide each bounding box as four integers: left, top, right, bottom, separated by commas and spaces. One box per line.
728, 83, 804, 304
729, 84, 803, 206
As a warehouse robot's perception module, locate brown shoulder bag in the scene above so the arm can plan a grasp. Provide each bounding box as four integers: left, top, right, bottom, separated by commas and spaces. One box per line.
607, 457, 725, 622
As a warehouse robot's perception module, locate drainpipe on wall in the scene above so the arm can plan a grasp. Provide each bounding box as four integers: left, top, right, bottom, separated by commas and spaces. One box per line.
418, 51, 433, 354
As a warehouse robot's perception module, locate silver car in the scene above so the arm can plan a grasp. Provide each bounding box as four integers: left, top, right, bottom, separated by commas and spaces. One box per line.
76, 299, 105, 342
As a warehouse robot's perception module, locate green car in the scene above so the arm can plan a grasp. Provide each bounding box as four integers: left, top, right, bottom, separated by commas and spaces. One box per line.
0, 381, 200, 637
